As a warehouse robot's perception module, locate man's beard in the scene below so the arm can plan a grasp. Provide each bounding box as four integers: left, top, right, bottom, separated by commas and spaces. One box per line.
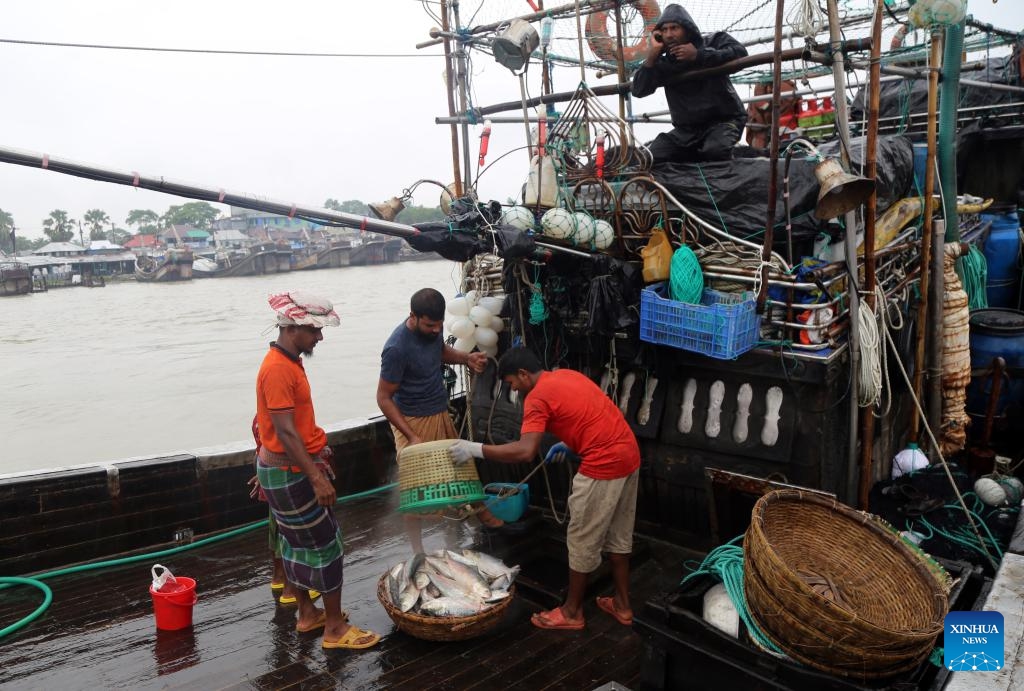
301, 348, 315, 358
416, 330, 441, 343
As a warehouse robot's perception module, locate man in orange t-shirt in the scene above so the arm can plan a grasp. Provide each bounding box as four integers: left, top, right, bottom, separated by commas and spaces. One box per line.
255, 290, 379, 651
449, 347, 641, 631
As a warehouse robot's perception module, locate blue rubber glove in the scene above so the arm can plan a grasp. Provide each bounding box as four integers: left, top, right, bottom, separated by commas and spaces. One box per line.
544, 442, 578, 465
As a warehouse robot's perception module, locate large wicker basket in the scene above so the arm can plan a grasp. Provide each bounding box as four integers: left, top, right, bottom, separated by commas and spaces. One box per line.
743, 489, 948, 680
376, 573, 514, 642
397, 439, 487, 513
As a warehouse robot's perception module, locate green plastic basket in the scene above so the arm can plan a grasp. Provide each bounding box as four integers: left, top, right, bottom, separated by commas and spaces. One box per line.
397, 439, 487, 513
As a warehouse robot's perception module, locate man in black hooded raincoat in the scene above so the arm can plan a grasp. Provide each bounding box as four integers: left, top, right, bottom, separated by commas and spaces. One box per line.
631, 4, 748, 163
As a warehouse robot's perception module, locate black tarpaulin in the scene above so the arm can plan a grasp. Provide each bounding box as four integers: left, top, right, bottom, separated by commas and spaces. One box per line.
650, 134, 914, 254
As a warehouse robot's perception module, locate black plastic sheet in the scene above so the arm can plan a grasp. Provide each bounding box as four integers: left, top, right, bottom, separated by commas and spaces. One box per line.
851, 52, 1022, 123
651, 134, 914, 255
586, 257, 643, 335
406, 222, 488, 261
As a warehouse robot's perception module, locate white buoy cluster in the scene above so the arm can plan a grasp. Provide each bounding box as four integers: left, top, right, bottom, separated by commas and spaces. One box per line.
501, 205, 615, 251
445, 291, 506, 358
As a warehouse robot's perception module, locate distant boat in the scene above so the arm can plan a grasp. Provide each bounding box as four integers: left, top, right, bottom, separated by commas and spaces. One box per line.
134, 248, 193, 282
0, 260, 32, 295
190, 244, 282, 278
275, 242, 293, 273
192, 256, 219, 276
349, 237, 402, 266
291, 239, 354, 270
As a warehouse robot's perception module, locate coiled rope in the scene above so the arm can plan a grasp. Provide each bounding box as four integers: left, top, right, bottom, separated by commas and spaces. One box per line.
955, 244, 988, 310
857, 291, 883, 408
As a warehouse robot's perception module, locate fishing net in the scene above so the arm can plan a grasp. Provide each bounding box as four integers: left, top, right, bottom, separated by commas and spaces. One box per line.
868, 464, 1020, 572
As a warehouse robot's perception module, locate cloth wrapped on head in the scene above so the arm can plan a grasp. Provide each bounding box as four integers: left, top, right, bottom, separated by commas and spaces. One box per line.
268, 290, 340, 328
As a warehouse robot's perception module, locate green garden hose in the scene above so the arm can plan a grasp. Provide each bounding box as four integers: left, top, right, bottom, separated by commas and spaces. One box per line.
0, 482, 397, 641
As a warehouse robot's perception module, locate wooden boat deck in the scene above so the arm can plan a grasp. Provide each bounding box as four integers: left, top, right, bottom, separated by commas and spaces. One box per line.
0, 489, 695, 690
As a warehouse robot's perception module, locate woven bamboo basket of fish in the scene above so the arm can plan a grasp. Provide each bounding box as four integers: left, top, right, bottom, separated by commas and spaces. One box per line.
743, 489, 947, 680
376, 573, 514, 642
397, 439, 488, 513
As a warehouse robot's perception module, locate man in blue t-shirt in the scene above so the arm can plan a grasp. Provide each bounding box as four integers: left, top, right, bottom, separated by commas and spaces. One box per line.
376, 288, 494, 553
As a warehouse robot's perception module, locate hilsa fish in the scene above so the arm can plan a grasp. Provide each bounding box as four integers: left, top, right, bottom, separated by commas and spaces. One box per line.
419, 596, 486, 618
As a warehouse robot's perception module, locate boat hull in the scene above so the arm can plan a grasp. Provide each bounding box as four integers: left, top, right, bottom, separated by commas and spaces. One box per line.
0, 262, 32, 295
349, 238, 402, 266
135, 251, 194, 282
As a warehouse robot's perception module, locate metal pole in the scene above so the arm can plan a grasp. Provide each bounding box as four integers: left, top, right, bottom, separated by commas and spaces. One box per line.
826, 0, 862, 506
473, 44, 851, 117
858, 0, 882, 510
758, 0, 786, 315
911, 29, 943, 445
0, 145, 596, 263
440, 0, 464, 198
0, 145, 423, 239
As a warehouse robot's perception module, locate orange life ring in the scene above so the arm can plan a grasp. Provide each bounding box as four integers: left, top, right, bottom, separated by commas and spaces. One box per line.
585, 0, 661, 63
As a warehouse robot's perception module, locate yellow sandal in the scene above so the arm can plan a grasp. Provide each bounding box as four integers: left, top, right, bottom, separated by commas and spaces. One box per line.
278, 589, 321, 605
322, 625, 380, 650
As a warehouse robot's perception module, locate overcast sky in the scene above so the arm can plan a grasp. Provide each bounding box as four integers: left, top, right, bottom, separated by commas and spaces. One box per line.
1, 1, 1021, 239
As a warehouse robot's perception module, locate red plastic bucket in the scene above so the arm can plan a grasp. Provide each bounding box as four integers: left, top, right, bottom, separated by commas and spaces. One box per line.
150, 576, 197, 630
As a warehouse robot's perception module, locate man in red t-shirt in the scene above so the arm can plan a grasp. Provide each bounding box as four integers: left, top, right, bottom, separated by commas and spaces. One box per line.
450, 347, 641, 631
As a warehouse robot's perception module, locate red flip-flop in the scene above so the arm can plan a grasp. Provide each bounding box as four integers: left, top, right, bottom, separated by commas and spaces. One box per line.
596, 596, 633, 626
531, 607, 585, 631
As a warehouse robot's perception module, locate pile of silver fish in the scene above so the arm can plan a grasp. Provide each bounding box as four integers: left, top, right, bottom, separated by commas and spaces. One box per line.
384, 549, 520, 617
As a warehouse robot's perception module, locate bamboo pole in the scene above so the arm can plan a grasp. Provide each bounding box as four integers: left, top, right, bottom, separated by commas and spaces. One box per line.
911, 29, 943, 444
858, 0, 883, 510
416, 0, 617, 49
613, 0, 629, 142
440, 0, 464, 198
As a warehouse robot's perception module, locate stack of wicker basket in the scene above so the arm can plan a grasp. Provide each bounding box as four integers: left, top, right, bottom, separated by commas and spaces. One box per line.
743, 489, 949, 680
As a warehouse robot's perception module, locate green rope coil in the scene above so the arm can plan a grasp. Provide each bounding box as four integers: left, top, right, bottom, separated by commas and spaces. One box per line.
955, 245, 988, 310
669, 245, 704, 304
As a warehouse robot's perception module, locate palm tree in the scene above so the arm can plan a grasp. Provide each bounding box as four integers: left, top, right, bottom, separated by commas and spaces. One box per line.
42, 210, 75, 243
84, 209, 111, 240
0, 208, 14, 253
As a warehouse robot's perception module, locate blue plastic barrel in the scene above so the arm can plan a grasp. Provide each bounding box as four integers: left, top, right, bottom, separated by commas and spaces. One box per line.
965, 308, 1024, 418
980, 211, 1022, 309
912, 142, 928, 192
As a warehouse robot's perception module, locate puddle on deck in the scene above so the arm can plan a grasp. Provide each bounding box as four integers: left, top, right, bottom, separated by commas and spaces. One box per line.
0, 491, 690, 690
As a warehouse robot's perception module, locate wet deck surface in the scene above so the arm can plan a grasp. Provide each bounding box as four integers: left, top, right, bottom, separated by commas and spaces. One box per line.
0, 490, 694, 690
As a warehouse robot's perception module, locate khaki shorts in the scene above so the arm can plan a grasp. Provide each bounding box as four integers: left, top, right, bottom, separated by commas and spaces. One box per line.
391, 411, 457, 454
566, 469, 639, 573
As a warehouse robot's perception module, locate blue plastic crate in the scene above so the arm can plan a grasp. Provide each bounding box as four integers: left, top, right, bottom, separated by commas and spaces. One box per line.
639, 283, 760, 360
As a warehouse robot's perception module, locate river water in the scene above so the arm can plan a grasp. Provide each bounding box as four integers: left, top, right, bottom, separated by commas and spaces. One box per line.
0, 259, 462, 475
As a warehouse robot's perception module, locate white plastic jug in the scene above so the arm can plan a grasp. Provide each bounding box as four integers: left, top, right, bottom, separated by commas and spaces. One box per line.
524, 155, 558, 208
891, 442, 928, 479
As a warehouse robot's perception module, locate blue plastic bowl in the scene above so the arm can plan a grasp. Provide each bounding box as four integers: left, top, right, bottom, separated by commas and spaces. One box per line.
484, 483, 530, 523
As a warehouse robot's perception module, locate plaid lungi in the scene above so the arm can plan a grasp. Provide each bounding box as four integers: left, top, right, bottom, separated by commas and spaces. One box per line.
256, 461, 344, 593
